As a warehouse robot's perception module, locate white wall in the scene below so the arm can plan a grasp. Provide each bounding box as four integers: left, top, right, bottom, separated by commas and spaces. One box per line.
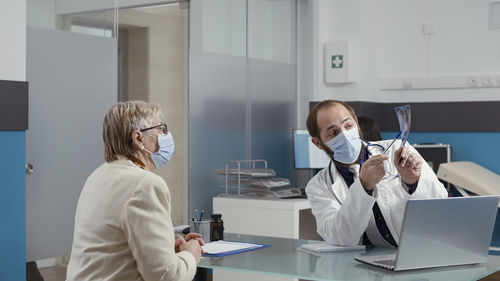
308, 0, 500, 104
0, 0, 26, 81
27, 0, 56, 29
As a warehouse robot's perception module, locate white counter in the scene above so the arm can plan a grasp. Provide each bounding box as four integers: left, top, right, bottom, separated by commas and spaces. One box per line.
213, 196, 320, 240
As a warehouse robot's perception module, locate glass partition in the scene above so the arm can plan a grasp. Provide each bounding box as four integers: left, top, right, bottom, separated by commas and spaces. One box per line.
189, 0, 298, 215
247, 0, 296, 63
27, 0, 118, 37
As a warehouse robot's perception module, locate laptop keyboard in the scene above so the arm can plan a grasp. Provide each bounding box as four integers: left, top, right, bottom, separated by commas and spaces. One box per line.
374, 259, 396, 268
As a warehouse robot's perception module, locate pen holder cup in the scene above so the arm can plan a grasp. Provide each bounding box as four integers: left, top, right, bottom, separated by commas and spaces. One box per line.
189, 219, 211, 243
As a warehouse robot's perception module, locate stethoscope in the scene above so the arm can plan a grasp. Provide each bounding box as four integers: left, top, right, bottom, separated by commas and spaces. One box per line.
326, 141, 383, 205
327, 140, 392, 185
326, 131, 403, 205
326, 129, 403, 185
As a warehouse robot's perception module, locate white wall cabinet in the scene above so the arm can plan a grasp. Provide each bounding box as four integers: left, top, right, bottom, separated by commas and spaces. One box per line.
213, 197, 321, 240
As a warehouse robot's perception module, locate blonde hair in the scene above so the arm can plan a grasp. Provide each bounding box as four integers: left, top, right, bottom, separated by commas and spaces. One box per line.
102, 101, 161, 162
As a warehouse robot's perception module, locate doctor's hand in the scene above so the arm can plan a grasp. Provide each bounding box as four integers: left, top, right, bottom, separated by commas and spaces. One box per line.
360, 154, 389, 191
394, 147, 422, 185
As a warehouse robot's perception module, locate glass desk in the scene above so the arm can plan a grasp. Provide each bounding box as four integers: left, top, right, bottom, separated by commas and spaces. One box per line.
196, 233, 500, 281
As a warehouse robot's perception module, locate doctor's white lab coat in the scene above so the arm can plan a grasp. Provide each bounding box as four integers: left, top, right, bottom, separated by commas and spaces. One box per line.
305, 140, 448, 246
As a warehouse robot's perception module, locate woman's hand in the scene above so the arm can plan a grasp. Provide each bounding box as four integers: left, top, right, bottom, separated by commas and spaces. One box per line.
185, 233, 205, 247
179, 239, 203, 264
175, 233, 205, 254
174, 236, 186, 253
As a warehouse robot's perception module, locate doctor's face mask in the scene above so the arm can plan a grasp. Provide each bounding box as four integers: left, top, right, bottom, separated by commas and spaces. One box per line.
324, 127, 362, 165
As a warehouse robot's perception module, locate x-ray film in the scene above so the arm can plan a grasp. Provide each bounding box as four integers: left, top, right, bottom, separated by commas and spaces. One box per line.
394, 105, 411, 148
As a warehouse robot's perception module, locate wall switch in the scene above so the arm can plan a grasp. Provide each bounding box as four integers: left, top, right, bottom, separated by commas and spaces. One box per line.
324, 41, 353, 84
423, 24, 436, 34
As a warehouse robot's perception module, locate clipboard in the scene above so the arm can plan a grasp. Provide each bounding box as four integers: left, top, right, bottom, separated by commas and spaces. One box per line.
202, 240, 271, 257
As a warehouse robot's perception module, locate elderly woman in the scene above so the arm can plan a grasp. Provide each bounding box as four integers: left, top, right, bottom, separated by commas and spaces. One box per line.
66, 101, 202, 281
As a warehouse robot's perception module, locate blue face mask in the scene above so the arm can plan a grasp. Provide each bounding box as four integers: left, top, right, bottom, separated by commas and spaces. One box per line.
143, 132, 175, 169
325, 127, 362, 164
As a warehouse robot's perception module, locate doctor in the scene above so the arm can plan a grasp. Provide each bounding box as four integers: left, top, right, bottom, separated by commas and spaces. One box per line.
305, 100, 447, 247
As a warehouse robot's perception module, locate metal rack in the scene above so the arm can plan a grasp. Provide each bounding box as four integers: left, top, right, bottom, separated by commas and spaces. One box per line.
217, 159, 300, 199
224, 159, 269, 195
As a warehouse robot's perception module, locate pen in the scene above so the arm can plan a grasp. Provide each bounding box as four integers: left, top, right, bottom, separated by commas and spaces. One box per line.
200, 210, 204, 221
383, 131, 402, 154
194, 209, 199, 221
397, 138, 407, 166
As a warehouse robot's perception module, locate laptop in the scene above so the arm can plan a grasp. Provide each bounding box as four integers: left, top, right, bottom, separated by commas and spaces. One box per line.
354, 196, 499, 271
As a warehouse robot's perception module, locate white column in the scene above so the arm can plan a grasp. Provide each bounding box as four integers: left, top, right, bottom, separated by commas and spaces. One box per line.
0, 0, 26, 81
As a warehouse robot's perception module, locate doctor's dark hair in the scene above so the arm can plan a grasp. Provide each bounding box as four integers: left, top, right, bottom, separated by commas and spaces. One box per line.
102, 101, 161, 162
306, 100, 358, 141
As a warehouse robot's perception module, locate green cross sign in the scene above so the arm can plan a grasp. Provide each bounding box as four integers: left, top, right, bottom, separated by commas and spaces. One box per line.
331, 55, 343, 69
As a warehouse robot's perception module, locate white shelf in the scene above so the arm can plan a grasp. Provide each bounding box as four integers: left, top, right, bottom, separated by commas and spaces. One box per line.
379, 74, 500, 90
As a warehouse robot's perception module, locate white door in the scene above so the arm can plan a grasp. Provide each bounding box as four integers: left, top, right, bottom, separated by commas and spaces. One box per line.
26, 27, 117, 261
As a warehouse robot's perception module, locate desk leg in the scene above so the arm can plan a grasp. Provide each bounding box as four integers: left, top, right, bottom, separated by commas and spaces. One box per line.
194, 267, 208, 281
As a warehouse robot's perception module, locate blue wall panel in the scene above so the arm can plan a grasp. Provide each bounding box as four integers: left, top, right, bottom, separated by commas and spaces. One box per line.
0, 131, 26, 280
381, 131, 500, 248
380, 132, 500, 175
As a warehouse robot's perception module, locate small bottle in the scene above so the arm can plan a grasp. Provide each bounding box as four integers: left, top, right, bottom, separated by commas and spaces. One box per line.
210, 214, 224, 241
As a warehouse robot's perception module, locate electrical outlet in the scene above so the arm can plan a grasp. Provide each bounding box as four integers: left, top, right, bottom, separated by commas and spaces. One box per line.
481, 76, 493, 87
402, 79, 413, 89
467, 76, 480, 87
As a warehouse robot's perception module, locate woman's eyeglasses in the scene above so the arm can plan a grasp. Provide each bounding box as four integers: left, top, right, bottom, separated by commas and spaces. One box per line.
140, 123, 168, 134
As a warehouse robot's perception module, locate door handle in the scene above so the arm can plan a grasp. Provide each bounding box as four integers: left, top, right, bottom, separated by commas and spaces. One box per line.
25, 162, 34, 174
